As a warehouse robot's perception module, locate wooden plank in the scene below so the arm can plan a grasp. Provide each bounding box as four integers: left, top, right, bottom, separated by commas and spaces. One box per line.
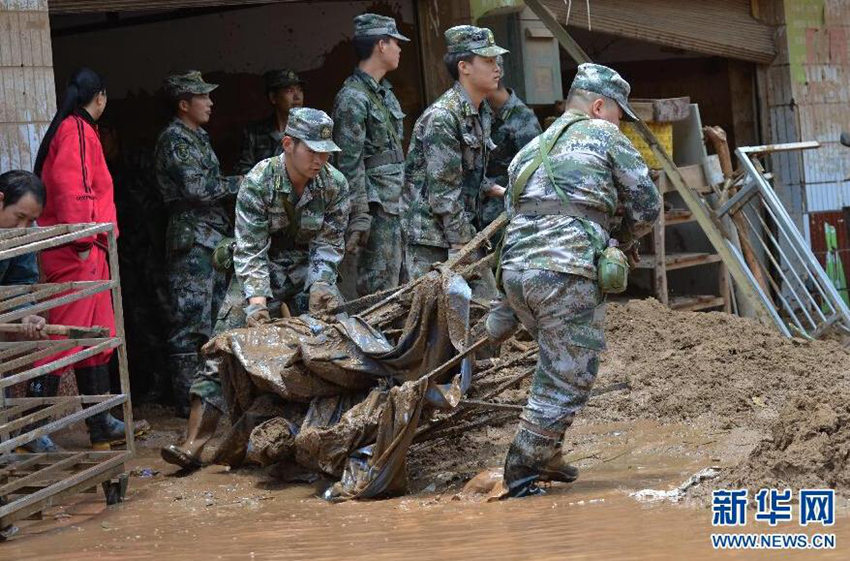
665, 252, 723, 270
0, 454, 47, 479
631, 97, 691, 122
669, 296, 727, 312
653, 201, 668, 305
665, 209, 694, 225
0, 280, 116, 324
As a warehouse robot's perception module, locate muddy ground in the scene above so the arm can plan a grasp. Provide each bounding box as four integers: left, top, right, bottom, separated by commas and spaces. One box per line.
7, 298, 850, 556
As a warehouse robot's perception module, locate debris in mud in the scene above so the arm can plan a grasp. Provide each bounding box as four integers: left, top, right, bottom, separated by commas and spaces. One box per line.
630, 467, 721, 503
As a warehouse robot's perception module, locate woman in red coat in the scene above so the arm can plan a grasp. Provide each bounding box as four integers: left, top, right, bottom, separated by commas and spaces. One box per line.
33, 68, 124, 449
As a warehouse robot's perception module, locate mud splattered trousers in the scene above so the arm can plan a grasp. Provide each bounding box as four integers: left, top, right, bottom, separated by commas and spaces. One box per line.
188, 266, 308, 413
500, 268, 605, 494
355, 205, 403, 296
165, 242, 227, 413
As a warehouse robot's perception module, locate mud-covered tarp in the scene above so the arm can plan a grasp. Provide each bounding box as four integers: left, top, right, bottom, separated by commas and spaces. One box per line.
204, 270, 474, 500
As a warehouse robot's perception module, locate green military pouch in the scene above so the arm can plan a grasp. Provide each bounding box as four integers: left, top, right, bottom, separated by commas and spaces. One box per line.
165, 216, 196, 256
212, 236, 235, 272
597, 242, 628, 294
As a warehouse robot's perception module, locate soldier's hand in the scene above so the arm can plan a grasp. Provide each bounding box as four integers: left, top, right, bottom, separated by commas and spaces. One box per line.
245, 303, 272, 327
485, 184, 506, 198
308, 281, 343, 316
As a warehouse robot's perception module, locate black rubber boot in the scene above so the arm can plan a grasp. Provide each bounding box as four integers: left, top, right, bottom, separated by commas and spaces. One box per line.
75, 365, 125, 449
21, 375, 63, 453
502, 426, 561, 498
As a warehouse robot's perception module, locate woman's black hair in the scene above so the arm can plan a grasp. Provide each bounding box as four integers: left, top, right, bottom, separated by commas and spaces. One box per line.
0, 170, 46, 207
33, 67, 106, 176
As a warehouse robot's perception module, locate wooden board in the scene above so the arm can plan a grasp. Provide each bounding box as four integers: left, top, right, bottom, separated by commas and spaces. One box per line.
631, 97, 691, 122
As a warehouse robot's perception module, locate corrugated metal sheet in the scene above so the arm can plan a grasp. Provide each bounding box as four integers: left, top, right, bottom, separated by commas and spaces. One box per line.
537, 0, 775, 63
806, 182, 850, 213
47, 0, 286, 13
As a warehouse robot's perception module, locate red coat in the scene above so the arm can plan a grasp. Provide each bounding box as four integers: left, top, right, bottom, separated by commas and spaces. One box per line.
39, 113, 118, 249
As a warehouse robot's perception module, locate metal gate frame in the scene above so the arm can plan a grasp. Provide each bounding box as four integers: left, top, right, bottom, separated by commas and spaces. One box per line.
0, 223, 134, 535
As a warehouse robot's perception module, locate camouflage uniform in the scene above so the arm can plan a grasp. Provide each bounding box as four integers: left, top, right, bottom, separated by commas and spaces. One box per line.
154, 71, 241, 413
402, 26, 508, 281
189, 108, 350, 411
234, 69, 305, 175
493, 63, 661, 497
481, 88, 541, 227
333, 14, 410, 296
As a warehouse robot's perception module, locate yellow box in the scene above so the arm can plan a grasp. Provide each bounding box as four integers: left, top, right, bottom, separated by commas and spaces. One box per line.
620, 121, 673, 169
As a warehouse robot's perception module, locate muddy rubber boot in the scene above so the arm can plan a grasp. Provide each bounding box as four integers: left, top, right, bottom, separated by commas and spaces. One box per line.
74, 366, 121, 450
161, 396, 222, 471
19, 375, 63, 453
170, 353, 199, 418
539, 449, 579, 483
502, 426, 560, 499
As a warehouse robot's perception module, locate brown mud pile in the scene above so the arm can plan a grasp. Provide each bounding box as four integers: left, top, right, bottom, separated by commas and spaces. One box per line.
410, 299, 850, 494
723, 392, 850, 493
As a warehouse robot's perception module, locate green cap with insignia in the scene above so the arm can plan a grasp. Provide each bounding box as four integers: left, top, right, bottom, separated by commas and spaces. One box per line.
354, 13, 410, 42
264, 68, 304, 92
285, 107, 340, 153
163, 70, 218, 99
444, 25, 508, 57
570, 63, 638, 122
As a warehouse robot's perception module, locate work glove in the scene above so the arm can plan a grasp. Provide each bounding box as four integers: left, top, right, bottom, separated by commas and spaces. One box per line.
244, 303, 272, 327
308, 281, 343, 316
484, 297, 519, 344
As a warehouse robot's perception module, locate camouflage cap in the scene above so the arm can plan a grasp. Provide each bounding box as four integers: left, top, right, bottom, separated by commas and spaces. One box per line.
354, 13, 410, 42
445, 25, 508, 57
163, 70, 218, 99
285, 107, 341, 153
570, 63, 638, 122
264, 69, 304, 92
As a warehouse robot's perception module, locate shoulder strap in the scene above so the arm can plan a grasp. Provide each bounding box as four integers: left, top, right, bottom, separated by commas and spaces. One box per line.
349, 78, 401, 148
510, 114, 588, 204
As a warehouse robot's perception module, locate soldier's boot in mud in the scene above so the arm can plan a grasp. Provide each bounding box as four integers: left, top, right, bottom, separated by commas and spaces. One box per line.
75, 365, 148, 451
170, 353, 199, 418
538, 440, 579, 484
502, 425, 560, 499
18, 374, 63, 453
160, 396, 222, 471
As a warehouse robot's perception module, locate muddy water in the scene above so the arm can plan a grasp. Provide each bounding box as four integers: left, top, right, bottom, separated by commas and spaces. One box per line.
4, 419, 848, 560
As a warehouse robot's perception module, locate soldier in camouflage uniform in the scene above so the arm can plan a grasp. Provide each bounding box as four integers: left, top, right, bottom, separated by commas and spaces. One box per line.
154, 70, 242, 417
161, 107, 349, 471
486, 63, 661, 498
235, 69, 305, 175
402, 25, 507, 281
481, 57, 542, 227
333, 14, 409, 295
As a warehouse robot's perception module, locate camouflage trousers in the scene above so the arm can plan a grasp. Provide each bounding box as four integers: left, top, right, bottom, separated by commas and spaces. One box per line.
355, 205, 402, 296
404, 243, 498, 303
188, 268, 308, 412
165, 242, 227, 410
501, 269, 605, 435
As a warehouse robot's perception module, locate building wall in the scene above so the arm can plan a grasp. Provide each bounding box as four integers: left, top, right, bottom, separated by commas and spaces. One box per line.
0, 0, 56, 172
